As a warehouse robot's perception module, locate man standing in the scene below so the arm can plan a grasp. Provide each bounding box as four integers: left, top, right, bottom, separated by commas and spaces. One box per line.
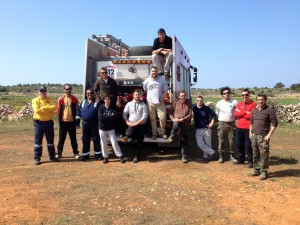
143, 66, 168, 139
123, 89, 148, 163
32, 86, 58, 165
94, 67, 120, 107
76, 89, 102, 161
193, 95, 217, 163
215, 86, 238, 163
249, 94, 278, 180
168, 91, 192, 163
234, 89, 256, 167
152, 28, 173, 76
56, 84, 80, 159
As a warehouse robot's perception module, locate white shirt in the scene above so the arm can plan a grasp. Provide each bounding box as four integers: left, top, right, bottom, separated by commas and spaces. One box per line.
215, 98, 237, 122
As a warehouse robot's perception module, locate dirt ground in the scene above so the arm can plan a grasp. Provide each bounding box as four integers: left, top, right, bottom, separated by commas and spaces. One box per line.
0, 127, 299, 225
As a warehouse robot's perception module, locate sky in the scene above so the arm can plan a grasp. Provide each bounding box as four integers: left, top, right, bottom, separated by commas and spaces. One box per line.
0, 0, 299, 89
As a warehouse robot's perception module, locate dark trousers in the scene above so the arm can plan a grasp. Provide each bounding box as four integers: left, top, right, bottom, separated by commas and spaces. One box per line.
34, 120, 55, 160
236, 128, 253, 163
180, 124, 189, 158
82, 121, 101, 158
126, 123, 146, 157
57, 121, 78, 155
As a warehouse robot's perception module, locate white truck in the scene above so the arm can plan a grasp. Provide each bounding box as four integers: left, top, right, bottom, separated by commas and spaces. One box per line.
83, 34, 197, 146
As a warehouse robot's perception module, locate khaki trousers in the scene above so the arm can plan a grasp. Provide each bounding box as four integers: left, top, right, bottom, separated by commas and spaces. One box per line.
147, 101, 166, 136
152, 53, 173, 74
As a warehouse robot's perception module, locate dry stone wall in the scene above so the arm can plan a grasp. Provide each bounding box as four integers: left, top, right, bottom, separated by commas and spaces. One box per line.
1, 102, 300, 124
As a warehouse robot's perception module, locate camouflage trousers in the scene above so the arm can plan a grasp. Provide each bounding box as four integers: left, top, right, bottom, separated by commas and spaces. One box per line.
251, 134, 270, 174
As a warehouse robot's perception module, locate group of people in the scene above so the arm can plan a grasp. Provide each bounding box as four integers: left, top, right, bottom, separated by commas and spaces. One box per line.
32, 27, 278, 180
214, 87, 278, 180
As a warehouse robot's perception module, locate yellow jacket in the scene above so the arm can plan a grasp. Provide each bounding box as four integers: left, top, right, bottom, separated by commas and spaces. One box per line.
32, 96, 57, 121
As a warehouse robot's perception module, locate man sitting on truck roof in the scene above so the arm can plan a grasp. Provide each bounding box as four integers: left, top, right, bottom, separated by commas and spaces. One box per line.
152, 28, 173, 77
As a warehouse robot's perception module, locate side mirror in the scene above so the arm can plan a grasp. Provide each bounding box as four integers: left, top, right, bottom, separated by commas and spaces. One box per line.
193, 67, 197, 83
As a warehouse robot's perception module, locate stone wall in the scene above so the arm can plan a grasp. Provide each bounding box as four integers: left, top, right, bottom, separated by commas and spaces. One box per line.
0, 103, 33, 121
1, 102, 300, 124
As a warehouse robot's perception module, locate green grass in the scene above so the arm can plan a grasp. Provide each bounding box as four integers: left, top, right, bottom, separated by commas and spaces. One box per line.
0, 95, 34, 110
275, 123, 300, 134
191, 96, 300, 105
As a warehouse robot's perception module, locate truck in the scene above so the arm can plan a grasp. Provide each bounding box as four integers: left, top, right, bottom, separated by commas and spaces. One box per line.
83, 34, 197, 146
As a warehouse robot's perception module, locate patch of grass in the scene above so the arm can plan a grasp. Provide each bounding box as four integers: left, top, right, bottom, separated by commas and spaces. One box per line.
0, 116, 33, 134
276, 123, 300, 135
54, 216, 77, 225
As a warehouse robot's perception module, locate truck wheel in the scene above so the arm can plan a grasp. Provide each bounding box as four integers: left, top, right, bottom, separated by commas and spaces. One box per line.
129, 46, 152, 56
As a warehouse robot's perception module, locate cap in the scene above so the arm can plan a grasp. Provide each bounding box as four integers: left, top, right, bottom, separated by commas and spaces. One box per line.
39, 86, 47, 91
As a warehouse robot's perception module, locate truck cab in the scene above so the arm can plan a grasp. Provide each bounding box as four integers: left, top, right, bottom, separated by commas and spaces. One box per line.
83, 34, 197, 146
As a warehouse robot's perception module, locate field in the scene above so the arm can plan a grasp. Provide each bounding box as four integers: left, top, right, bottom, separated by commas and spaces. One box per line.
0, 115, 299, 225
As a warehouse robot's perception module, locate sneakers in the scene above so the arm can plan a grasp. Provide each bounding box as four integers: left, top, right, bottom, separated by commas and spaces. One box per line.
94, 155, 102, 160
80, 156, 89, 161
103, 158, 109, 164
133, 156, 139, 163
203, 158, 210, 163
55, 154, 61, 159
259, 173, 268, 180
168, 133, 174, 142
34, 158, 41, 165
121, 136, 129, 143
74, 154, 81, 159
233, 160, 245, 165
218, 152, 224, 163
182, 157, 188, 163
120, 156, 126, 163
248, 169, 260, 176
230, 154, 238, 163
50, 157, 59, 162
162, 134, 168, 139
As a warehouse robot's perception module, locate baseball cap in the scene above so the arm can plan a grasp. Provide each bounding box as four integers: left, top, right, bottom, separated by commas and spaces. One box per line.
39, 86, 47, 92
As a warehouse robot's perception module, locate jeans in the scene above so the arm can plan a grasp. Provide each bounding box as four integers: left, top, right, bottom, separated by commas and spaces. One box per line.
195, 128, 215, 158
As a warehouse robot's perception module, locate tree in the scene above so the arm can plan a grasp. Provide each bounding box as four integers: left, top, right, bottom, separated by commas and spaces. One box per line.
290, 83, 300, 92
274, 82, 285, 88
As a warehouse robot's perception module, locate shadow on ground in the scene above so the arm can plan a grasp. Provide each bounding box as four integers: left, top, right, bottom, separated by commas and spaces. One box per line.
269, 169, 300, 178
269, 156, 298, 165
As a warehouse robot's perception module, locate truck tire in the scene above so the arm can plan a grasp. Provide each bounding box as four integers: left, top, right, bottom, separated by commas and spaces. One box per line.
129, 46, 152, 56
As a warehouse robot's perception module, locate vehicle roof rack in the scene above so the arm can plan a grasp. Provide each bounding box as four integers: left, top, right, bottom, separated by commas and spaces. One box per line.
92, 34, 130, 53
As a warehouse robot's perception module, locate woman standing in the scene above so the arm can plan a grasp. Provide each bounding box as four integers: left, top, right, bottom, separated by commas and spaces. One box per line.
98, 95, 125, 164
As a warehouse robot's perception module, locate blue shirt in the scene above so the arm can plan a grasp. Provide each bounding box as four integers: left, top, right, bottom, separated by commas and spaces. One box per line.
193, 104, 217, 129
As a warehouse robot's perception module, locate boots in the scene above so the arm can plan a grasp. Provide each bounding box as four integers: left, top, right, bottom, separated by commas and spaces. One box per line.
218, 152, 224, 163
248, 169, 260, 176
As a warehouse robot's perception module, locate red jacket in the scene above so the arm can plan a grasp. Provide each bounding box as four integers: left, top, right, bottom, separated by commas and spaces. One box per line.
57, 95, 79, 125
234, 100, 256, 129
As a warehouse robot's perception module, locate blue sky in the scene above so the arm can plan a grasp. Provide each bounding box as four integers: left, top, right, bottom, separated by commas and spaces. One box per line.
1, 0, 299, 88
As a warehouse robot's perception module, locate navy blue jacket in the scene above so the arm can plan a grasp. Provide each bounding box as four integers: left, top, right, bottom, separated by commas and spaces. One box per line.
76, 99, 101, 126
193, 104, 217, 129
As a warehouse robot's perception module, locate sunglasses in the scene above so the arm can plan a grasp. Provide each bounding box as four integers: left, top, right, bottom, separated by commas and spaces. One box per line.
65, 88, 72, 91
101, 72, 108, 74
196, 99, 203, 102
222, 92, 230, 95
242, 94, 249, 97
